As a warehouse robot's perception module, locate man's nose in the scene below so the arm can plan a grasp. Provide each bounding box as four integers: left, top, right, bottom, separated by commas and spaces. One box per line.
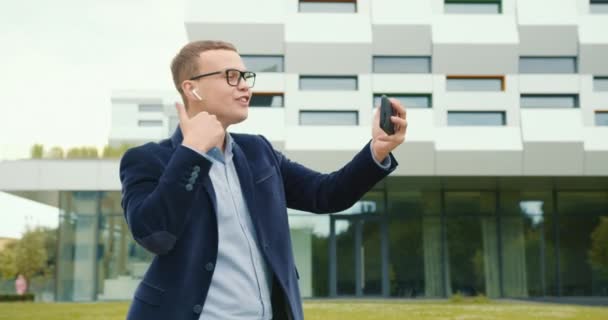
237, 76, 249, 90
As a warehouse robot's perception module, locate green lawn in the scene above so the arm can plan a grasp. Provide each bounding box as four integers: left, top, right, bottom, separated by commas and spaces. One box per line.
0, 300, 607, 320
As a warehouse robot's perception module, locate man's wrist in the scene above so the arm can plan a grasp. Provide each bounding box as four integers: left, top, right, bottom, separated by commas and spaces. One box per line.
182, 140, 211, 153
371, 139, 389, 163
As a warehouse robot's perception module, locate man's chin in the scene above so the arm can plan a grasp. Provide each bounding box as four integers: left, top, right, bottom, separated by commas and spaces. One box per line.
228, 113, 248, 126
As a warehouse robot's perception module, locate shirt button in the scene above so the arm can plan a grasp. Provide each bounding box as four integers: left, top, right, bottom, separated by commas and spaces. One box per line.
205, 262, 214, 271
185, 184, 193, 191
193, 304, 203, 314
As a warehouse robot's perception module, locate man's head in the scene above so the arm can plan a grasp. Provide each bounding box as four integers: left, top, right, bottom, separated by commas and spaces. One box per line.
171, 40, 253, 129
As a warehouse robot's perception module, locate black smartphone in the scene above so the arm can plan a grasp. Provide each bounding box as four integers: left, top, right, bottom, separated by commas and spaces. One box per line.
380, 95, 396, 135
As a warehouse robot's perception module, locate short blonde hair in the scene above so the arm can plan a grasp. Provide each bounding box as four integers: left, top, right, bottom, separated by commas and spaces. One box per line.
170, 40, 237, 96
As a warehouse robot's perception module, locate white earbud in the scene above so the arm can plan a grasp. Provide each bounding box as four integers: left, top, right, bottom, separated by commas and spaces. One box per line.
192, 89, 203, 101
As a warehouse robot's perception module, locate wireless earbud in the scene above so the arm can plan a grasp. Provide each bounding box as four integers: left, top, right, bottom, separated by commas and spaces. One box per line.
192, 89, 203, 101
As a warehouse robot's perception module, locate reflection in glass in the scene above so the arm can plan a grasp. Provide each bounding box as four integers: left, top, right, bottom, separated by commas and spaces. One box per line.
445, 192, 499, 297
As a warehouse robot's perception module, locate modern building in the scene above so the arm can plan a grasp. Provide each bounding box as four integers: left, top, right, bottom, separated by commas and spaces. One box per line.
1, 0, 608, 302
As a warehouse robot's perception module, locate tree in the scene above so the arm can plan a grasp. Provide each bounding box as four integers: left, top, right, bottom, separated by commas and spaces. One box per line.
47, 146, 64, 159
66, 146, 99, 159
0, 227, 54, 289
589, 216, 608, 276
30, 144, 44, 159
14, 227, 48, 281
102, 144, 135, 158
0, 241, 18, 279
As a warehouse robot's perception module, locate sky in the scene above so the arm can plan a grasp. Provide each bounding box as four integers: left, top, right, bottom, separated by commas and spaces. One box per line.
0, 0, 188, 159
0, 0, 189, 237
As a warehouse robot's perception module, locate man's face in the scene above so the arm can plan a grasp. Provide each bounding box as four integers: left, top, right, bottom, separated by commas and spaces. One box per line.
186, 49, 251, 128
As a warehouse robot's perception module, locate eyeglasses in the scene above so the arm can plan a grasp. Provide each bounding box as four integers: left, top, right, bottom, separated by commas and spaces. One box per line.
189, 68, 256, 88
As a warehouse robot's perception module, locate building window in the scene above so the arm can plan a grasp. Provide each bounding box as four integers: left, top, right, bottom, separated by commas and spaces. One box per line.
519, 57, 578, 74
299, 0, 357, 13
596, 111, 608, 126
299, 110, 358, 126
138, 104, 163, 113
250, 93, 284, 107
591, 0, 608, 13
447, 111, 506, 126
138, 120, 163, 127
445, 0, 502, 14
446, 76, 505, 91
299, 76, 358, 90
372, 56, 432, 74
594, 76, 608, 91
373, 94, 432, 109
241, 55, 284, 72
520, 94, 579, 108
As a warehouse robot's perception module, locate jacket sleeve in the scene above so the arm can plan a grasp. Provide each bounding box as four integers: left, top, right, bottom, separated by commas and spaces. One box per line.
259, 135, 398, 214
119, 145, 213, 255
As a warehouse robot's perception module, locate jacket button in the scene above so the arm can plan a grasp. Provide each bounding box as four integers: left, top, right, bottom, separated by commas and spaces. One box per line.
205, 262, 214, 271
185, 184, 193, 191
193, 304, 203, 314
188, 176, 197, 184
191, 171, 199, 179
193, 165, 201, 172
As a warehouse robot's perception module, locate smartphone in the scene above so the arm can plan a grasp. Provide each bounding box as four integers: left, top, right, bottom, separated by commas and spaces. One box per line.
380, 95, 396, 135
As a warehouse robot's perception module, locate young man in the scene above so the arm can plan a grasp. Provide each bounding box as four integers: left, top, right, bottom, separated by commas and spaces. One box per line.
119, 40, 407, 320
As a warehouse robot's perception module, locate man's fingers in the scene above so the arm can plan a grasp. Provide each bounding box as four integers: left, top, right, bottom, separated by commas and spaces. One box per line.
391, 116, 407, 127
389, 98, 406, 118
175, 102, 189, 124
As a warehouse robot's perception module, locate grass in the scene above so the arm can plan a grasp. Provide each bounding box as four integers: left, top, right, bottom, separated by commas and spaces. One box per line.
0, 299, 607, 320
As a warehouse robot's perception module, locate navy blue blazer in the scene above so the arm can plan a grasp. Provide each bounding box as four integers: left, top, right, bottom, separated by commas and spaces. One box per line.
119, 129, 398, 320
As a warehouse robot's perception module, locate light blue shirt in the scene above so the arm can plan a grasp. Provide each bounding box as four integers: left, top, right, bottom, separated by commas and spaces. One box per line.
186, 133, 391, 319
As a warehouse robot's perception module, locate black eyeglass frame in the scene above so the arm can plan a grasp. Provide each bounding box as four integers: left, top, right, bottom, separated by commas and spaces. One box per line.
189, 68, 256, 88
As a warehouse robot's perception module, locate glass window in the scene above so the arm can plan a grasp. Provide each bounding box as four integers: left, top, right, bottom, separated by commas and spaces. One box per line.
373, 56, 432, 74
387, 190, 443, 297
447, 111, 506, 126
373, 94, 432, 109
445, 0, 502, 14
445, 192, 500, 297
596, 112, 608, 126
520, 94, 579, 108
591, 0, 608, 13
56, 191, 100, 301
241, 55, 284, 72
446, 77, 504, 91
519, 57, 577, 74
250, 93, 284, 107
299, 111, 358, 126
500, 191, 557, 297
557, 192, 608, 296
299, 0, 357, 13
594, 76, 608, 91
138, 104, 163, 112
138, 120, 163, 127
299, 76, 358, 90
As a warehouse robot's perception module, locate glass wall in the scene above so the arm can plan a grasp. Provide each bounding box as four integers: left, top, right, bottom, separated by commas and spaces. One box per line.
52, 178, 608, 301
557, 192, 608, 296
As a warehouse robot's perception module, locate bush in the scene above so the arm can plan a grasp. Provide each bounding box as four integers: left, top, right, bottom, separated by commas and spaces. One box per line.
450, 292, 491, 304
0, 294, 34, 302
450, 292, 464, 303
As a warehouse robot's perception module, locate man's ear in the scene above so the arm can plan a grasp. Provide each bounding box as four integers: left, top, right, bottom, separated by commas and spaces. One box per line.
181, 80, 196, 101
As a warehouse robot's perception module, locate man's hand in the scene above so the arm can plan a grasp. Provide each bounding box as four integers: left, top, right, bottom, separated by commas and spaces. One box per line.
176, 102, 225, 153
371, 98, 407, 162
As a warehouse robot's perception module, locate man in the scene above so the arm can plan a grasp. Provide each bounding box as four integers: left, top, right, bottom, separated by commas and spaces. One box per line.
119, 40, 407, 320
